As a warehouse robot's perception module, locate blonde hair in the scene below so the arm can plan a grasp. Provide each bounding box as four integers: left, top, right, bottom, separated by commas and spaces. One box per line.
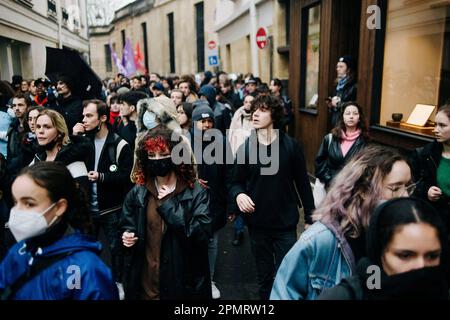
312, 145, 409, 238
36, 109, 70, 146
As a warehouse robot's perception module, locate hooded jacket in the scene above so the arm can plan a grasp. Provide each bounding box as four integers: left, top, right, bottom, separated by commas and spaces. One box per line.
0, 226, 118, 300
198, 85, 232, 135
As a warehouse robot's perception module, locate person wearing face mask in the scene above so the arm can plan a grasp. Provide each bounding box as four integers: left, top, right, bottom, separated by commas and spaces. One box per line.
73, 100, 133, 298
271, 145, 416, 300
119, 125, 212, 300
318, 197, 449, 300
189, 102, 234, 299
0, 162, 118, 300
31, 109, 91, 198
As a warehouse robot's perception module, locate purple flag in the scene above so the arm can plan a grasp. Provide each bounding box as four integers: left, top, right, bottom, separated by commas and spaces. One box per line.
109, 42, 126, 75
122, 38, 137, 77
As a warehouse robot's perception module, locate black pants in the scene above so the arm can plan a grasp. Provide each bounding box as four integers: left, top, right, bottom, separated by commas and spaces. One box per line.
92, 211, 123, 282
248, 227, 297, 300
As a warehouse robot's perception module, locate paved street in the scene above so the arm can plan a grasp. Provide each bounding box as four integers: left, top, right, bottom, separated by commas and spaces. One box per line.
214, 221, 259, 300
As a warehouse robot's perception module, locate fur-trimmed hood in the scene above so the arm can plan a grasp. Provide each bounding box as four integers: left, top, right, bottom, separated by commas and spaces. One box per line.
136, 96, 179, 133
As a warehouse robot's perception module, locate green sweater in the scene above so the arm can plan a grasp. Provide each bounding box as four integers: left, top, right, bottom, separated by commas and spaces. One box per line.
437, 156, 450, 197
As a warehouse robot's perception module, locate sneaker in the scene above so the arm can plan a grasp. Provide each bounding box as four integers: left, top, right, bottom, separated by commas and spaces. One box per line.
116, 282, 125, 300
232, 231, 243, 246
211, 281, 221, 299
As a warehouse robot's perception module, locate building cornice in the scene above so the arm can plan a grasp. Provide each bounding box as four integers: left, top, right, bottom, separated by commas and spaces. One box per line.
112, 0, 155, 24
213, 0, 268, 33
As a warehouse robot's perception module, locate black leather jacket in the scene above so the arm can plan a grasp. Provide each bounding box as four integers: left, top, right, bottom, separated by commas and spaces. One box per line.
412, 140, 450, 227
119, 181, 212, 300
315, 133, 367, 187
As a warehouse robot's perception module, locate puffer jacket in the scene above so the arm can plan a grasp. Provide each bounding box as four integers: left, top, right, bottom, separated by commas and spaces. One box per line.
0, 225, 118, 300
119, 180, 212, 300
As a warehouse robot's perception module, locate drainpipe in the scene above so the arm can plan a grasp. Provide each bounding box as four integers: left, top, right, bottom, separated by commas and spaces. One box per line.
57, 0, 62, 48
249, 0, 259, 77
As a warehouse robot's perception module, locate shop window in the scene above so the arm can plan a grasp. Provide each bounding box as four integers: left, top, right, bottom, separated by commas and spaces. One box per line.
300, 3, 321, 111
380, 0, 450, 136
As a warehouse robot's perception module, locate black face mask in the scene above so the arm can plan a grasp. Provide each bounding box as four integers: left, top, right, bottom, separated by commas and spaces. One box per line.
146, 158, 173, 177
85, 121, 102, 135
42, 138, 59, 151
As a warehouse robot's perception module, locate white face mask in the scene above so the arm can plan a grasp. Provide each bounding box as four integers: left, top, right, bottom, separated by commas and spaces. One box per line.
143, 111, 158, 130
8, 203, 57, 242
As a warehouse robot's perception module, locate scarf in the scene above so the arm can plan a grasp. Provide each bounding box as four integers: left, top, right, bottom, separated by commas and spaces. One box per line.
336, 76, 349, 92
340, 129, 360, 157
109, 110, 120, 125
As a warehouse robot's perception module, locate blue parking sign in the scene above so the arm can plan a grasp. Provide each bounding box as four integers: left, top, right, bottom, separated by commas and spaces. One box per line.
208, 55, 218, 66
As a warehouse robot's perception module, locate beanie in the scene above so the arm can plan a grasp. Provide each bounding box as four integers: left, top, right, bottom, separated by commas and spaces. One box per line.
192, 103, 214, 121
338, 55, 356, 70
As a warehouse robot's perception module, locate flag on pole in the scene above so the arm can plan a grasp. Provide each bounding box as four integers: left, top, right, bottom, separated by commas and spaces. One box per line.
122, 38, 137, 77
134, 42, 147, 74
109, 42, 126, 75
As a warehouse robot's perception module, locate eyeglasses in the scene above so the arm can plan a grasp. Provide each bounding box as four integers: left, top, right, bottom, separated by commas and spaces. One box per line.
386, 181, 419, 198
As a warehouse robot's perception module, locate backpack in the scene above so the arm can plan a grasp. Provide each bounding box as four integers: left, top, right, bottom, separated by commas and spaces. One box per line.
107, 133, 128, 169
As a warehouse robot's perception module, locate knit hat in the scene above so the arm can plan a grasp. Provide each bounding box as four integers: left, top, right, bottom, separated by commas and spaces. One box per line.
192, 103, 214, 121
338, 55, 356, 70
116, 86, 130, 95
153, 82, 164, 92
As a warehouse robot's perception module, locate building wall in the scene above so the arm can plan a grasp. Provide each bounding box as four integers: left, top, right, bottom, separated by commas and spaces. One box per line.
89, 0, 216, 79
0, 0, 89, 81
214, 0, 289, 83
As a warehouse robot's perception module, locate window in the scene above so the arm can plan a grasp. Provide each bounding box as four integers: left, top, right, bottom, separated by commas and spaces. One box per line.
300, 3, 321, 110
121, 30, 126, 49
141, 22, 149, 70
195, 2, 205, 72
47, 0, 57, 19
168, 13, 175, 73
379, 0, 450, 136
104, 44, 112, 72
62, 8, 69, 26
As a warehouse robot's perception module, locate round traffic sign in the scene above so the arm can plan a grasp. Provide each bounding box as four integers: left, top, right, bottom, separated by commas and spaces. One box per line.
207, 41, 217, 50
256, 28, 267, 49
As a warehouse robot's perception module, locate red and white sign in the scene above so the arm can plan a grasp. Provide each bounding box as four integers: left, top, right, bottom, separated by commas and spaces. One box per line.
256, 27, 267, 49
207, 41, 217, 50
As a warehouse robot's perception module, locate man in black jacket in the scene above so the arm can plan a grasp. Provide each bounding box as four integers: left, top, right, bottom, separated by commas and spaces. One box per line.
73, 99, 133, 293
56, 75, 83, 134
198, 85, 232, 135
7, 93, 33, 175
230, 94, 315, 300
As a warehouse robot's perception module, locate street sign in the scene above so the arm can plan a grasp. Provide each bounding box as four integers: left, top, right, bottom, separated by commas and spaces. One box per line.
207, 41, 217, 50
256, 27, 267, 49
208, 55, 219, 66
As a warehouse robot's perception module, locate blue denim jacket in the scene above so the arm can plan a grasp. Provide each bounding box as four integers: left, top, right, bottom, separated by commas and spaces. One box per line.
270, 218, 356, 300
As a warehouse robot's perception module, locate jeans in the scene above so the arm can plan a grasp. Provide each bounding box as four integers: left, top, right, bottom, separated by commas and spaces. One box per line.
208, 232, 219, 281
248, 227, 297, 300
92, 210, 123, 282
234, 215, 245, 234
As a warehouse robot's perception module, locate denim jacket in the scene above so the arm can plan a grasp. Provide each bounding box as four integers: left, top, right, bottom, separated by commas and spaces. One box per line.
270, 218, 356, 300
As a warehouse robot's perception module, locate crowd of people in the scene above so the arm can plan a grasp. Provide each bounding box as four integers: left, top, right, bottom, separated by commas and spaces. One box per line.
0, 57, 448, 301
